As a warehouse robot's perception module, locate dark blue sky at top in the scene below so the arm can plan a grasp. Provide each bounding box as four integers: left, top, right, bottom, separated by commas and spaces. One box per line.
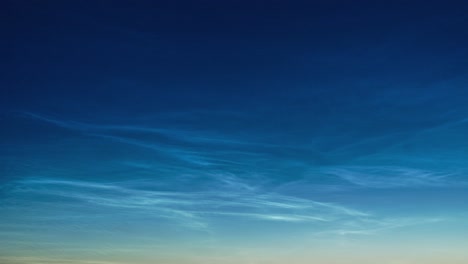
2, 0, 468, 177
2, 0, 468, 162
2, 0, 468, 116
2, 0, 468, 159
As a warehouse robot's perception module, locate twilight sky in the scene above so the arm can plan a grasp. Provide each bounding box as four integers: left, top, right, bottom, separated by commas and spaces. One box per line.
1, 1, 468, 264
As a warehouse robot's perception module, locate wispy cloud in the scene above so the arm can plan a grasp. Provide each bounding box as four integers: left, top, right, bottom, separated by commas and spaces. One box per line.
322, 165, 461, 188
20, 112, 260, 147
320, 217, 446, 236
3, 174, 448, 244
4, 176, 368, 229
18, 112, 277, 168
1, 112, 458, 246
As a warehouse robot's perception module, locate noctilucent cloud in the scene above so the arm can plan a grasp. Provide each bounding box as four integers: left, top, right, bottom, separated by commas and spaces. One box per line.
1, 1, 468, 264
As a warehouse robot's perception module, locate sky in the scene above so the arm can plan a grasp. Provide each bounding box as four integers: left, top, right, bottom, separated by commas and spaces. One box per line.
1, 1, 468, 263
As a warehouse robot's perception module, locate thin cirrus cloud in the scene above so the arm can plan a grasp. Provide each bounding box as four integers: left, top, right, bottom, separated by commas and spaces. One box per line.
18, 112, 275, 168
1, 112, 461, 246
321, 165, 463, 188
1, 173, 447, 242
20, 112, 260, 147
10, 112, 468, 192
4, 176, 368, 227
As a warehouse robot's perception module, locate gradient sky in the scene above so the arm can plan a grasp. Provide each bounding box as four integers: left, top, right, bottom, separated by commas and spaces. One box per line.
1, 1, 468, 264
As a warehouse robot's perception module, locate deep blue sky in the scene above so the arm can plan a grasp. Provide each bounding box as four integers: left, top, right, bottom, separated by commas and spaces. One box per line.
1, 1, 468, 264
3, 1, 468, 115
